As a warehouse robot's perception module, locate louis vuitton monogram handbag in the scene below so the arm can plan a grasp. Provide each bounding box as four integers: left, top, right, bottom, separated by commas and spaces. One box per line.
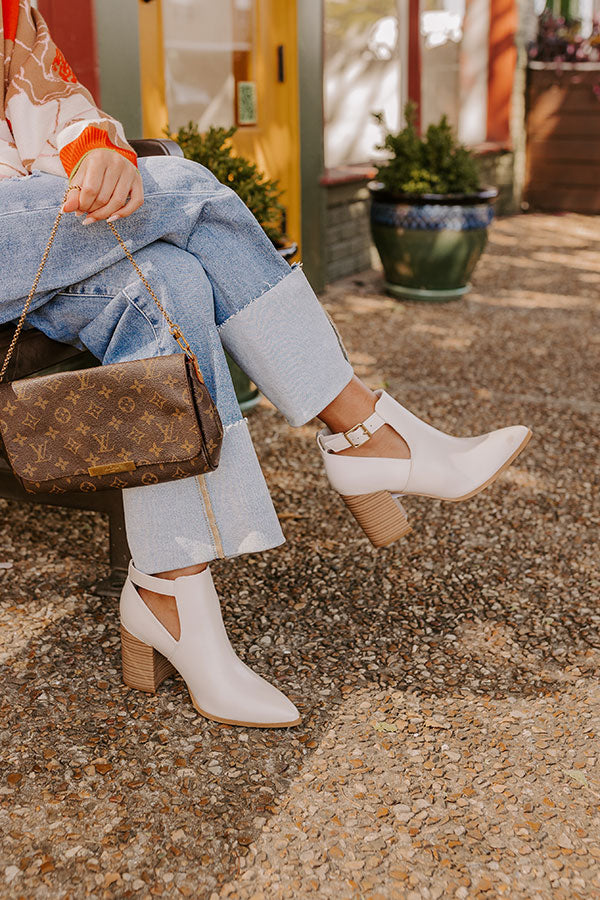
0, 187, 223, 495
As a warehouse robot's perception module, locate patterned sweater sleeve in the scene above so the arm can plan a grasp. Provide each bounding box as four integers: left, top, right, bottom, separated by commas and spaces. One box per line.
2, 0, 137, 178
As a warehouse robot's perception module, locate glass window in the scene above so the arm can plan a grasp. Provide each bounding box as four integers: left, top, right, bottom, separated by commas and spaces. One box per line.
324, 0, 401, 168
421, 0, 464, 133
324, 0, 466, 167
163, 0, 256, 131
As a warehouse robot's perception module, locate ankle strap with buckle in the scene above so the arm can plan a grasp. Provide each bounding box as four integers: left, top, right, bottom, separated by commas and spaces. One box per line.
320, 410, 386, 453
128, 561, 178, 595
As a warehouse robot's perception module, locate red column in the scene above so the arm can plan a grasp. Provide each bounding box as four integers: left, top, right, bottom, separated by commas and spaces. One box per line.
487, 0, 517, 143
37, 0, 101, 103
408, 0, 422, 131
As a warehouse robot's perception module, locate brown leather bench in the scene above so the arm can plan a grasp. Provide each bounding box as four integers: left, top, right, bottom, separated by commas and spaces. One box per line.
0, 139, 184, 597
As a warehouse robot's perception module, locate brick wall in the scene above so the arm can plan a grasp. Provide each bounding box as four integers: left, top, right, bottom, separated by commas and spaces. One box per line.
324, 178, 373, 284
475, 148, 518, 215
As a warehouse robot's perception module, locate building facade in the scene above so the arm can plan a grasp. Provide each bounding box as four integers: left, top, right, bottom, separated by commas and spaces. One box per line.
39, 0, 528, 291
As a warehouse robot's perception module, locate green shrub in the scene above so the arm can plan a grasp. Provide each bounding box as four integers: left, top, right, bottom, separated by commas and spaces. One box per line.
374, 103, 482, 197
171, 123, 286, 244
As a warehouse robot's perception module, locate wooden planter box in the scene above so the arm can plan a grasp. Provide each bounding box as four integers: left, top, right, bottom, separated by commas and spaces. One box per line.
525, 62, 600, 214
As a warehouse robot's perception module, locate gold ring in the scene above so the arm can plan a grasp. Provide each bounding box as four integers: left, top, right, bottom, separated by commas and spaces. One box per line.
67, 184, 82, 192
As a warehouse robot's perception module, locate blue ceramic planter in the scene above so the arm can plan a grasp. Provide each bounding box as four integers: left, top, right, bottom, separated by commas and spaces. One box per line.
369, 183, 498, 302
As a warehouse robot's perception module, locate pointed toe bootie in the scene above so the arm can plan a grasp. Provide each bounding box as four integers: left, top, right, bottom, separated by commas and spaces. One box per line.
120, 562, 301, 728
318, 390, 532, 548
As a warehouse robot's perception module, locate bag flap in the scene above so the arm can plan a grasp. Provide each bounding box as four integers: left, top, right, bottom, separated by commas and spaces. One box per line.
0, 354, 204, 485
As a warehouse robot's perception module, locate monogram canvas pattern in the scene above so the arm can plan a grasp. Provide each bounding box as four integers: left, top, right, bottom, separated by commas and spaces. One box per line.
0, 354, 223, 494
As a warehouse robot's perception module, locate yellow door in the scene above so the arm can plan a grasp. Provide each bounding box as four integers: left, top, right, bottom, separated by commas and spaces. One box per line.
138, 0, 301, 252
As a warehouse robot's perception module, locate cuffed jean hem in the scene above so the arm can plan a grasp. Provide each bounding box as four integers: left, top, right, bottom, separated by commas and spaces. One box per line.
122, 419, 286, 574
217, 265, 354, 427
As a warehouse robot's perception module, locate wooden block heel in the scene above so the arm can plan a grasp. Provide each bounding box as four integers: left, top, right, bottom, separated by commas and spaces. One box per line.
120, 624, 176, 693
341, 491, 412, 547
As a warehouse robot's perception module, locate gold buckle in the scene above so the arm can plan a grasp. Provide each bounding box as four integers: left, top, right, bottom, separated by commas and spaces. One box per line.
343, 423, 371, 447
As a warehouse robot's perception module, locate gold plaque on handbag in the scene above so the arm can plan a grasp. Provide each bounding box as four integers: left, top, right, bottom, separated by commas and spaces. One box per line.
0, 189, 223, 495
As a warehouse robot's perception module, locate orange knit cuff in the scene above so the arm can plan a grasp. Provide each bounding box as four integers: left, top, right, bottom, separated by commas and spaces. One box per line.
3, 0, 19, 42
59, 125, 138, 177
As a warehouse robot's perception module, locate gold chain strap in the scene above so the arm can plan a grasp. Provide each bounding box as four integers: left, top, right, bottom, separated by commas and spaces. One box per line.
0, 187, 200, 383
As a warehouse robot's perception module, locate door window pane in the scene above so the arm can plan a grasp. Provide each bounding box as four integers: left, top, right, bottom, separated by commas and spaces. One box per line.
163, 0, 256, 131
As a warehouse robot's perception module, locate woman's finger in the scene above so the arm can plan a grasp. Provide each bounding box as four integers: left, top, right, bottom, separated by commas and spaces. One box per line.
75, 155, 107, 212
80, 162, 119, 217
83, 172, 144, 223
110, 176, 144, 220
61, 183, 83, 213
85, 160, 124, 213
82, 170, 136, 223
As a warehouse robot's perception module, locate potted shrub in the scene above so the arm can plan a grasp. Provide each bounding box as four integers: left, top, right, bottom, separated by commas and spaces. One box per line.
172, 123, 298, 410
369, 105, 497, 302
172, 123, 297, 257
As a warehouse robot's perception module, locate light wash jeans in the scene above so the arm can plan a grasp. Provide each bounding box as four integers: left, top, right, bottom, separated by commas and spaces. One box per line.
0, 157, 353, 572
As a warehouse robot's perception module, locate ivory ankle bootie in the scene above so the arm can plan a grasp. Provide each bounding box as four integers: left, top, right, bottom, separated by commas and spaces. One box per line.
120, 562, 301, 728
318, 390, 532, 547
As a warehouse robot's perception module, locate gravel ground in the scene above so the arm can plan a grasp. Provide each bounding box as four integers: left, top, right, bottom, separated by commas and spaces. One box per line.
1, 212, 599, 899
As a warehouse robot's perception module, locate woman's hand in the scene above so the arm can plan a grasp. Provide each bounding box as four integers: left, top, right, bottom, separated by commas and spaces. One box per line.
62, 149, 144, 224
